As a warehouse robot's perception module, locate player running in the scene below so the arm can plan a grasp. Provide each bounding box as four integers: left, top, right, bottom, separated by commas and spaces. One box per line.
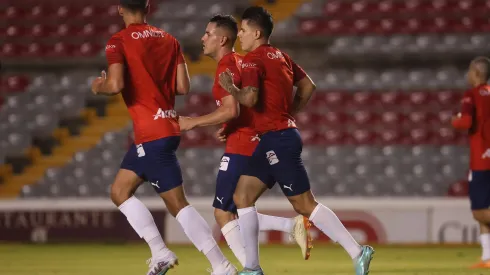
218, 6, 374, 275
91, 1, 237, 274
178, 14, 313, 266
452, 56, 490, 269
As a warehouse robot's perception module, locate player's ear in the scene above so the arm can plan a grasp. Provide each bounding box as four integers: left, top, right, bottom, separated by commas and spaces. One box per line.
144, 4, 150, 14
253, 29, 261, 40
118, 6, 124, 16
220, 36, 228, 47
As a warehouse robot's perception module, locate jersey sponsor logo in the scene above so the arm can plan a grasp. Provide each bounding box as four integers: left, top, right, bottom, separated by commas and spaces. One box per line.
480, 88, 490, 96
266, 150, 279, 165
267, 51, 284, 60
131, 30, 165, 40
219, 156, 230, 171
136, 144, 146, 157
242, 62, 257, 69
153, 109, 177, 120
482, 149, 490, 159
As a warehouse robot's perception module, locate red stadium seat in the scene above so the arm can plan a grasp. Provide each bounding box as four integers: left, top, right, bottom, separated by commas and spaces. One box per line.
300, 129, 322, 144
30, 24, 54, 37
434, 126, 459, 144
378, 128, 404, 144
299, 19, 325, 35
46, 42, 74, 57
435, 90, 461, 106
3, 75, 29, 92
321, 129, 348, 144
3, 6, 24, 21
447, 180, 469, 197
349, 129, 378, 144
407, 111, 437, 127
380, 111, 406, 126
408, 91, 433, 106
352, 110, 379, 125
23, 43, 47, 57
380, 91, 406, 106
185, 94, 216, 113
1, 43, 22, 57
295, 112, 323, 128
409, 127, 433, 144
322, 111, 349, 127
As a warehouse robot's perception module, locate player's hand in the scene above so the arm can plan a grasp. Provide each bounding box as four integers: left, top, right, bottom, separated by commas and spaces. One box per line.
91, 70, 107, 95
219, 69, 234, 93
179, 116, 195, 131
216, 127, 227, 142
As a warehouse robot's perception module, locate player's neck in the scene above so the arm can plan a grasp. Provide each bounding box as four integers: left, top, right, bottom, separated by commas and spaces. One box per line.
214, 47, 234, 62
124, 16, 147, 27
473, 81, 487, 88
250, 39, 270, 52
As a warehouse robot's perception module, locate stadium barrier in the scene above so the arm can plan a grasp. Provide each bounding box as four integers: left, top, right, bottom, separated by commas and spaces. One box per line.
0, 197, 477, 244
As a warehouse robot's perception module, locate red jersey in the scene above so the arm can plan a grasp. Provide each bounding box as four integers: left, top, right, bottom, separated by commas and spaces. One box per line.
105, 23, 185, 144
213, 52, 257, 156
240, 44, 307, 134
454, 84, 490, 170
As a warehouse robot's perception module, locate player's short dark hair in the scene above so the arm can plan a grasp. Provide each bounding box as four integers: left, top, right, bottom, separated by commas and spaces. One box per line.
472, 56, 490, 81
209, 14, 238, 45
241, 6, 274, 38
120, 0, 149, 12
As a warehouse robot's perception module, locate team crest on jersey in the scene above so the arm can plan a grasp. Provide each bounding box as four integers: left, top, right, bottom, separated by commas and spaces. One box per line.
266, 150, 279, 165
219, 156, 230, 171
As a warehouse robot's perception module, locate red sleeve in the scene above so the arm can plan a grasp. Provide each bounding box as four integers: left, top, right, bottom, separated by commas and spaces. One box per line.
105, 35, 124, 65
460, 90, 474, 115
240, 54, 264, 89
285, 53, 306, 83
215, 62, 241, 100
452, 90, 474, 130
175, 40, 185, 65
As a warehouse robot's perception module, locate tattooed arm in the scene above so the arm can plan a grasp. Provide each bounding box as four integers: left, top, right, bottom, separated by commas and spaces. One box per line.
219, 69, 259, 107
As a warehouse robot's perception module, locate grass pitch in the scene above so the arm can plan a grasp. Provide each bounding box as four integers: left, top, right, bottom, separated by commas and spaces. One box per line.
0, 244, 486, 275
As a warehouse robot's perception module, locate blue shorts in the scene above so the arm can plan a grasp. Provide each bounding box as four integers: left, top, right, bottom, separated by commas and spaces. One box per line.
213, 153, 250, 213
469, 170, 490, 210
244, 128, 311, 197
120, 136, 183, 194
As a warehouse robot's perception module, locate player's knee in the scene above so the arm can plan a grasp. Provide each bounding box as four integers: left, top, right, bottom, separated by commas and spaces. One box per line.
214, 208, 236, 227
472, 210, 487, 223
233, 191, 252, 208
110, 182, 133, 206
289, 192, 317, 217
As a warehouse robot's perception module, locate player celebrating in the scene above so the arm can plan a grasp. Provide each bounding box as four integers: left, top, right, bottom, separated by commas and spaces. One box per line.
178, 14, 313, 266
91, 1, 237, 274
218, 6, 374, 275
452, 56, 490, 269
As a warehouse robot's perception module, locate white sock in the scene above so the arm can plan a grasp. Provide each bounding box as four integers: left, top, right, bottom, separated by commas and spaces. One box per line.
237, 207, 260, 270
257, 213, 294, 233
118, 196, 168, 257
176, 205, 228, 271
481, 233, 490, 261
222, 220, 246, 267
309, 203, 362, 259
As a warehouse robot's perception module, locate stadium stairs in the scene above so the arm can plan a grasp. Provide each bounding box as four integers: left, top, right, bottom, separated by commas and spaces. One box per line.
0, 96, 130, 198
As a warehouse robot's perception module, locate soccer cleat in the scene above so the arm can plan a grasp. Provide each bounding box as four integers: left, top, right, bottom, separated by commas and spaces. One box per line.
238, 268, 264, 275
354, 245, 374, 275
290, 215, 313, 260
209, 261, 238, 275
146, 251, 179, 275
470, 260, 490, 269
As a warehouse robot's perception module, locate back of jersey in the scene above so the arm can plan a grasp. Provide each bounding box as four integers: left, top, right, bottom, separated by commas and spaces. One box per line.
241, 44, 306, 134
106, 23, 185, 144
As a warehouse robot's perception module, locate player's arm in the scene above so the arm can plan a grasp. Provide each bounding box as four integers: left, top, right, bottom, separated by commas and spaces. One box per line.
219, 58, 263, 108
180, 96, 239, 131
176, 41, 190, 95
91, 64, 125, 96
290, 60, 316, 116
92, 36, 125, 96
452, 91, 474, 130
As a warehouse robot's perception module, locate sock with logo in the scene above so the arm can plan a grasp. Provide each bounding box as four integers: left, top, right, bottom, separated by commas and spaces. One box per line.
222, 220, 247, 267
257, 213, 294, 233
481, 233, 490, 261
176, 205, 229, 271
237, 206, 261, 270
118, 196, 169, 257
309, 203, 362, 259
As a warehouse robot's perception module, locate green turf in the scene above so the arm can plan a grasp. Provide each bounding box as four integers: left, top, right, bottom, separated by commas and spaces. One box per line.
0, 244, 486, 275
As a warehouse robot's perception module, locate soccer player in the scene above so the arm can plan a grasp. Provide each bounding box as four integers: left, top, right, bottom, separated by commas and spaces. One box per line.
90, 1, 237, 274
218, 6, 374, 275
452, 56, 490, 269
178, 14, 313, 266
